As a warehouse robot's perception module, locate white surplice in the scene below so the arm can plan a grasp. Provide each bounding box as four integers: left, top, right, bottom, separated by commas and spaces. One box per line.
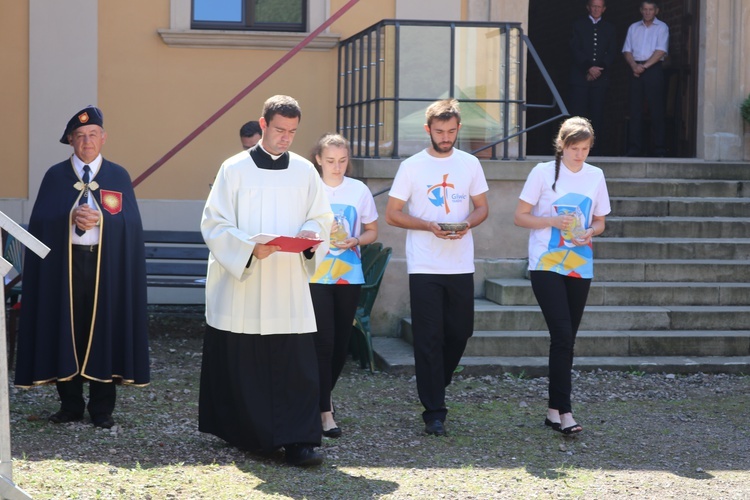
201, 150, 333, 334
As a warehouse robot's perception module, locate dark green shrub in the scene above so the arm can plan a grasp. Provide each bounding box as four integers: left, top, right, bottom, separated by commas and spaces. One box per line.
742, 93, 750, 124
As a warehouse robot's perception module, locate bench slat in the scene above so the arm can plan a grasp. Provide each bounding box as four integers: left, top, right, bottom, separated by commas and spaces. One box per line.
147, 262, 207, 276
148, 277, 206, 288
145, 246, 209, 260
144, 231, 207, 288
143, 230, 205, 244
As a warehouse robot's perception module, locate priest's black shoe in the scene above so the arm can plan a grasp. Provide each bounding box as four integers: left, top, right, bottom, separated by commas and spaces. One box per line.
424, 419, 446, 436
92, 415, 115, 429
49, 410, 84, 424
284, 444, 324, 466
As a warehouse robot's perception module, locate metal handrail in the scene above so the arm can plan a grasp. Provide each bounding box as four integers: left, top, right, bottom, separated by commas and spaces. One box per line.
337, 19, 568, 161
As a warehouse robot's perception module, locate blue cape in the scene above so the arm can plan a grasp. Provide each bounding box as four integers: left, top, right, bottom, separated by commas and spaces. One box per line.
14, 157, 150, 387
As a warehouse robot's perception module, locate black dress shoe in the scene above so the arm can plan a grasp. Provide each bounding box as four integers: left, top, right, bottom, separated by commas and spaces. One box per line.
424, 419, 446, 436
322, 426, 342, 438
92, 415, 115, 429
284, 444, 324, 466
49, 410, 84, 424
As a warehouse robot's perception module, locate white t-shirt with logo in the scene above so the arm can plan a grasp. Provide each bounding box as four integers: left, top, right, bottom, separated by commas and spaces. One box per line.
311, 176, 378, 285
389, 148, 489, 275
519, 160, 611, 278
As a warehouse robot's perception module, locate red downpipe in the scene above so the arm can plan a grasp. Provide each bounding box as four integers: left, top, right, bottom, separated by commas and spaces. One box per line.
132, 0, 361, 188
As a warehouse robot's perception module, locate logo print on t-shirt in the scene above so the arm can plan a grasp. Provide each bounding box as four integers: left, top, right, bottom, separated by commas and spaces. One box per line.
426, 174, 455, 214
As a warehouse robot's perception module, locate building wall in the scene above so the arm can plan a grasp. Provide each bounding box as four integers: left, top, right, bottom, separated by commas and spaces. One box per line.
698, 0, 750, 160
100, 0, 397, 203
4, 1, 747, 210
0, 2, 29, 200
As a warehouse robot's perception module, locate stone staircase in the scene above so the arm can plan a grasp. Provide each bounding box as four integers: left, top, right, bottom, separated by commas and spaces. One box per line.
373, 159, 750, 376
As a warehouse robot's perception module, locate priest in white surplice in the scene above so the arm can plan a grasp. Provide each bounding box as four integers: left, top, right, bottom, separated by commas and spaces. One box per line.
199, 95, 333, 467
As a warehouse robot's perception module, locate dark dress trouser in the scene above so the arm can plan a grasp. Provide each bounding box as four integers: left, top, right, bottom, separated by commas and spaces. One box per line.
529, 271, 591, 414
310, 283, 362, 412
627, 61, 666, 155
409, 273, 474, 423
57, 246, 116, 418
567, 79, 608, 154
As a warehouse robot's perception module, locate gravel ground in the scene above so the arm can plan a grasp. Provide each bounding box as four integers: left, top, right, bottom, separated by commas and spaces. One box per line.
6, 321, 750, 499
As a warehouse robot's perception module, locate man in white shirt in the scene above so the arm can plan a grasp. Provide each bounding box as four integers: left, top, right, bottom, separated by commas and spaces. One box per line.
386, 99, 489, 436
622, 1, 670, 157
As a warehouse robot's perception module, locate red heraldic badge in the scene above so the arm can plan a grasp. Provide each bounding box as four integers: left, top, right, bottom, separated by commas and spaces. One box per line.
100, 190, 123, 215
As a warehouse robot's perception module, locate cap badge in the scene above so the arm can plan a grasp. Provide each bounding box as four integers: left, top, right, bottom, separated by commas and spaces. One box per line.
79, 112, 90, 123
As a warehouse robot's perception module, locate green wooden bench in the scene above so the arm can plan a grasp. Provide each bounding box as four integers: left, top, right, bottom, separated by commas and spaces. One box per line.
350, 245, 392, 372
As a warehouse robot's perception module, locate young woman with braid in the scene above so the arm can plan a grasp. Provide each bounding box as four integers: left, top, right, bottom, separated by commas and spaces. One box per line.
309, 133, 378, 438
514, 117, 611, 435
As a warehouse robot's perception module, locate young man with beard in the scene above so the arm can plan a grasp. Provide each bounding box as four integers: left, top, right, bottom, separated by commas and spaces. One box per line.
385, 99, 489, 436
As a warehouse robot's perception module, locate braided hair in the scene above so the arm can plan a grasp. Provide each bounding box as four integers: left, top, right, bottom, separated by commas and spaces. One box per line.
551, 116, 595, 192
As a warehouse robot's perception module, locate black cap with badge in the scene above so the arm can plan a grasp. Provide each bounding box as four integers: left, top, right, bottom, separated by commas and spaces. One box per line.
60, 106, 104, 144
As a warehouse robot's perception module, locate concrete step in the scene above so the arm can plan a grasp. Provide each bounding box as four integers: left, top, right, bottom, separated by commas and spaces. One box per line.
607, 178, 750, 198
610, 197, 750, 217
486, 278, 750, 306
597, 160, 750, 180
461, 330, 750, 357
372, 337, 750, 376
595, 237, 750, 259
605, 217, 750, 239
595, 258, 750, 282
401, 301, 750, 333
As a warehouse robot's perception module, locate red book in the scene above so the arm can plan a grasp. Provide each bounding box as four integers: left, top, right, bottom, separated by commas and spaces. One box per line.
249, 233, 323, 253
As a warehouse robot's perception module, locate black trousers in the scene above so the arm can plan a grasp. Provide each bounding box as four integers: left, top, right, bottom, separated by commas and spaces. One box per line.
409, 273, 474, 423
627, 61, 666, 155
309, 283, 361, 412
568, 80, 608, 155
57, 246, 116, 418
529, 271, 591, 414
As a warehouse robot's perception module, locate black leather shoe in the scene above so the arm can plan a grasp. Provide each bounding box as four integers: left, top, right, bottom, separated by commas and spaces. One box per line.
424, 419, 446, 436
92, 415, 115, 429
284, 444, 324, 466
322, 426, 342, 438
49, 410, 84, 424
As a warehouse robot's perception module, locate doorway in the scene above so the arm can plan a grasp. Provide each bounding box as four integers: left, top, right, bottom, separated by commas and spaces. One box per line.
525, 0, 699, 158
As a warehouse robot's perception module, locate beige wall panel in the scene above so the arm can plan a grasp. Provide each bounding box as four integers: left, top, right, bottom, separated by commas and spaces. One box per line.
467, 0, 528, 28
99, 1, 344, 200
698, 0, 749, 160
330, 0, 396, 38
0, 3, 29, 198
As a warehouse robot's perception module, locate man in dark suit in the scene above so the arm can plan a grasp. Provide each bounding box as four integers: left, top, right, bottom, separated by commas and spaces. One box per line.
567, 0, 616, 156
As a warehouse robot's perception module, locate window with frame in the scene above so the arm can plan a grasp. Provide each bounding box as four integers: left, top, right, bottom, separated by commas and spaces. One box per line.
192, 0, 306, 32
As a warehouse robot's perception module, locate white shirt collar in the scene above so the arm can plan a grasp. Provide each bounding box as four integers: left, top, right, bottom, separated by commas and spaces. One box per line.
71, 154, 103, 178
259, 144, 284, 161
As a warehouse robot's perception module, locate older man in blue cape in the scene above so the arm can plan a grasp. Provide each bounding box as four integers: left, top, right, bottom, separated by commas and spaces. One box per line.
15, 106, 149, 429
